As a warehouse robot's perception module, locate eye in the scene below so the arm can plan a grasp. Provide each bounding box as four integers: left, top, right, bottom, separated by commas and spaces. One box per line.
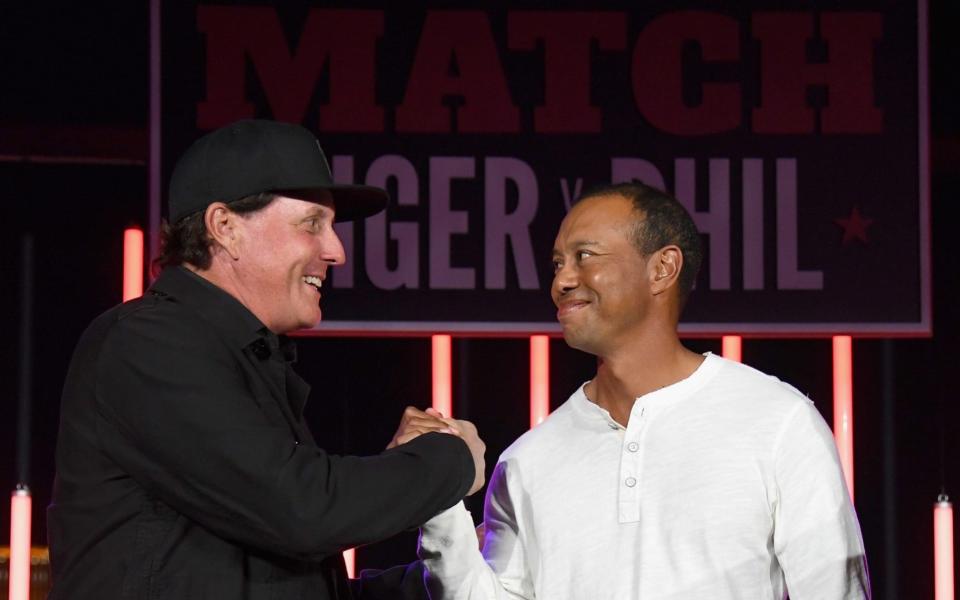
576, 250, 592, 261
552, 258, 563, 273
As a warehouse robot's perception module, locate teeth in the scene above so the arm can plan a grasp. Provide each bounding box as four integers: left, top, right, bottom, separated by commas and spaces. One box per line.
303, 275, 323, 290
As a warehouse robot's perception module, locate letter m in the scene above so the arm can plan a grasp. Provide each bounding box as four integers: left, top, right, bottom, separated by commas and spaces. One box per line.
196, 7, 383, 131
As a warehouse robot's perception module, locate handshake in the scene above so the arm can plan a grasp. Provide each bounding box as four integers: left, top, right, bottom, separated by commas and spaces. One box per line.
387, 406, 487, 496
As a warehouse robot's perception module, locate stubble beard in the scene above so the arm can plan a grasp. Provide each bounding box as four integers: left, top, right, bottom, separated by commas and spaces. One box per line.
562, 323, 603, 357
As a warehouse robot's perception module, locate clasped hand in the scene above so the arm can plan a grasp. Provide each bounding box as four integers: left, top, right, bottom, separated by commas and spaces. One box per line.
387, 406, 486, 496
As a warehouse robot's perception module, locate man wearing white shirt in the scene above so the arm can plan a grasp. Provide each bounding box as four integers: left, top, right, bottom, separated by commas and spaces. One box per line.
419, 182, 870, 599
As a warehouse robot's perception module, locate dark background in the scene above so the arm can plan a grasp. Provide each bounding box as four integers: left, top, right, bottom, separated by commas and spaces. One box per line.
1, 3, 957, 599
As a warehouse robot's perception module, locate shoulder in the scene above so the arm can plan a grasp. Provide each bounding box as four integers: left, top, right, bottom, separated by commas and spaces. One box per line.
110, 289, 216, 342
62, 292, 225, 418
71, 292, 187, 357
703, 354, 813, 415
94, 290, 233, 379
498, 387, 584, 465
702, 357, 843, 463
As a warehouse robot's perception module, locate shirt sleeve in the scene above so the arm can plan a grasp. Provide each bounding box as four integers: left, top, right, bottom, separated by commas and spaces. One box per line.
94, 303, 474, 560
772, 400, 871, 598
419, 460, 535, 599
349, 561, 430, 600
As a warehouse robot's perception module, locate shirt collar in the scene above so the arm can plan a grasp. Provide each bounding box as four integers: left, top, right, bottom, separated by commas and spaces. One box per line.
150, 266, 296, 362
571, 352, 723, 428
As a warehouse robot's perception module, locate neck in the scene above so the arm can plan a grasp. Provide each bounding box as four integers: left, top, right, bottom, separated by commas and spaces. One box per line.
185, 261, 274, 332
585, 325, 704, 427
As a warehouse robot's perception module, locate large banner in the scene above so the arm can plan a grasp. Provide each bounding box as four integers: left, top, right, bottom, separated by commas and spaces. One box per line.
162, 2, 929, 336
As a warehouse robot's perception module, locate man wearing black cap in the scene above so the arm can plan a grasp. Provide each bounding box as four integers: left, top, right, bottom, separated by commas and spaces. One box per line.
47, 119, 485, 599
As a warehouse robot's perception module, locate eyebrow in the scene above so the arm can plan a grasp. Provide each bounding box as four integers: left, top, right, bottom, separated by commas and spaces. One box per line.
552, 240, 602, 256
300, 208, 328, 221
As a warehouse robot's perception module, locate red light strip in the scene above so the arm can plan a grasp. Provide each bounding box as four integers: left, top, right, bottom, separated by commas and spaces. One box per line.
8, 489, 31, 600
123, 227, 144, 301
344, 336, 454, 577
342, 547, 356, 579
345, 335, 453, 578
832, 336, 854, 501
721, 336, 742, 363
530, 336, 550, 428
432, 335, 453, 418
935, 497, 955, 600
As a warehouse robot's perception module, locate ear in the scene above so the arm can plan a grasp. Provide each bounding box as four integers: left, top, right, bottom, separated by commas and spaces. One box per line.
649, 245, 683, 296
203, 202, 242, 261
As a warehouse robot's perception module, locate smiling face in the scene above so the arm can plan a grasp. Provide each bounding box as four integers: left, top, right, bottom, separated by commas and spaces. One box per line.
230, 192, 345, 333
551, 194, 655, 356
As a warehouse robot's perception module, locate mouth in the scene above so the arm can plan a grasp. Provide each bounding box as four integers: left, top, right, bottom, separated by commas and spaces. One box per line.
302, 275, 323, 297
556, 300, 589, 321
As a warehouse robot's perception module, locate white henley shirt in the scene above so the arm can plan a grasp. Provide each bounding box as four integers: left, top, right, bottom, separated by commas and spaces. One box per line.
420, 353, 869, 599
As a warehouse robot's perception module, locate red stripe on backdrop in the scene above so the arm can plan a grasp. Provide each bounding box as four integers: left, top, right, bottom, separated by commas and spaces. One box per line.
432, 335, 453, 417
342, 547, 356, 580
529, 336, 550, 428
721, 336, 742, 362
935, 498, 955, 600
123, 227, 144, 301
8, 489, 31, 600
832, 336, 854, 501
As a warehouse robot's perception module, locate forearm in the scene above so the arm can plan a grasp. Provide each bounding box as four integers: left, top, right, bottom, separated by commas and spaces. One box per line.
282, 434, 475, 553
419, 503, 529, 600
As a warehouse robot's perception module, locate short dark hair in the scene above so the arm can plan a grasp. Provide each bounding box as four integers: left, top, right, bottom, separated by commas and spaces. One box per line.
578, 181, 703, 306
152, 192, 278, 275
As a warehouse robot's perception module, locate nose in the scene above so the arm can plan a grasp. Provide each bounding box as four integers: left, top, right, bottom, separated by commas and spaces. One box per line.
551, 261, 578, 299
321, 226, 346, 266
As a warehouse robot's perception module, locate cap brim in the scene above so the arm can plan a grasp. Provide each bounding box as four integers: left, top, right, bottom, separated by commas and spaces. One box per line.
326, 185, 389, 222
275, 185, 388, 222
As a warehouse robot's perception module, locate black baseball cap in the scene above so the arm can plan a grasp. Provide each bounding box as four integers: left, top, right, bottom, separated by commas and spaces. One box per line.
168, 119, 388, 223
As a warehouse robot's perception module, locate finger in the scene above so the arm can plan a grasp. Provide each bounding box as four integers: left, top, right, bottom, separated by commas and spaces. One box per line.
440, 417, 462, 428
416, 419, 463, 435
425, 407, 444, 418
395, 427, 458, 447
445, 418, 474, 434
404, 416, 455, 430
405, 424, 461, 437
402, 406, 432, 421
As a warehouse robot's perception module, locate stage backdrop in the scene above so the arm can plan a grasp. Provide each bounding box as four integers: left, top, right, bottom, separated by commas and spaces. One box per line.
161, 1, 929, 336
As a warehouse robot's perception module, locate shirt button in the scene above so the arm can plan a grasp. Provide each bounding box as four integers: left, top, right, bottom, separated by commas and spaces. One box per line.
626, 442, 639, 452
625, 477, 637, 488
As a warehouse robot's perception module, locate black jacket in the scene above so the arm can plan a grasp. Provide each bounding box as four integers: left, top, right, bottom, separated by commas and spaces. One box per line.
48, 266, 474, 599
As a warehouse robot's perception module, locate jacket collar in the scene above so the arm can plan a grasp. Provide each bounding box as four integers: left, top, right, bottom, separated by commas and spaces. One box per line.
150, 266, 295, 362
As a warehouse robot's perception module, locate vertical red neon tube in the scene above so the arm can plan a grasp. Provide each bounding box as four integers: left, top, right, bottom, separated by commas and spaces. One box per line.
123, 227, 145, 301
935, 496, 955, 600
344, 335, 454, 577
530, 336, 550, 428
342, 548, 356, 579
721, 336, 742, 362
8, 488, 31, 600
432, 335, 453, 417
832, 335, 854, 501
